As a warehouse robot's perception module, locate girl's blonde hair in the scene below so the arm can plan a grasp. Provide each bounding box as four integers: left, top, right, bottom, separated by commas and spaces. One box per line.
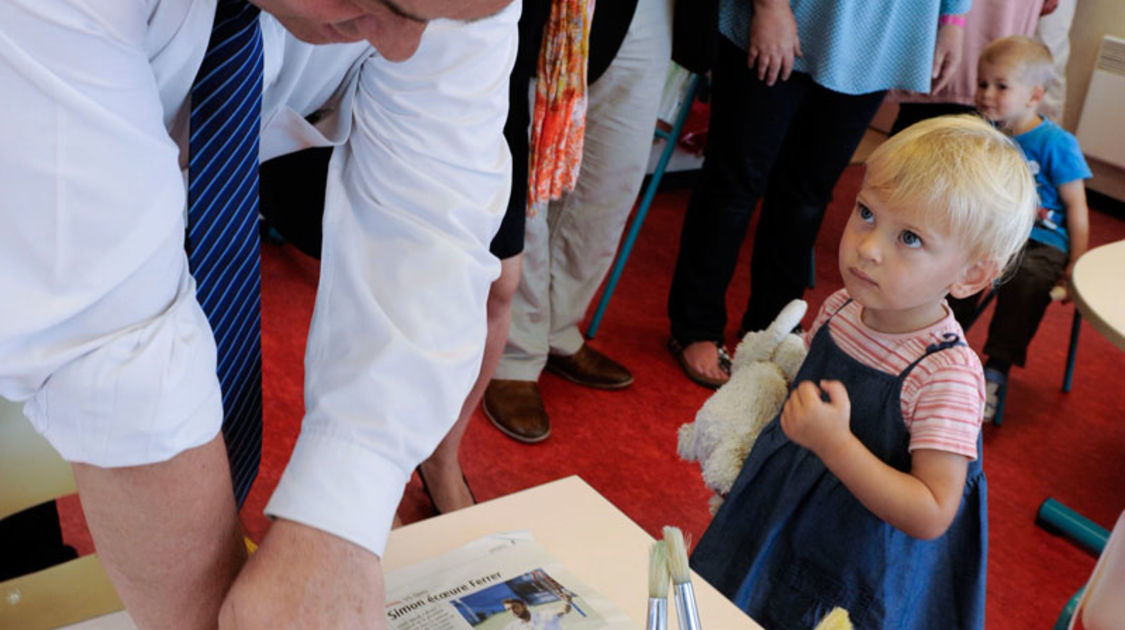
864, 115, 1036, 276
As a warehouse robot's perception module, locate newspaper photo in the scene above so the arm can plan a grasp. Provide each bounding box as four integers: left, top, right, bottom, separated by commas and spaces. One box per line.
384, 531, 637, 630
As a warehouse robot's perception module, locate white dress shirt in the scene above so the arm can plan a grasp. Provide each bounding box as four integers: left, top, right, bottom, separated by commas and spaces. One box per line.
0, 0, 516, 556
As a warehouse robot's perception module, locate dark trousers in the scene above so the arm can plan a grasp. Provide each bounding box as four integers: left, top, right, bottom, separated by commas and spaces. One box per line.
891, 102, 976, 136
949, 241, 1069, 368
667, 37, 885, 343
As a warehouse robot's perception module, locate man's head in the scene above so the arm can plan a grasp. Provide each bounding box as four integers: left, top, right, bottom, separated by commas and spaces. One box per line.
251, 0, 513, 61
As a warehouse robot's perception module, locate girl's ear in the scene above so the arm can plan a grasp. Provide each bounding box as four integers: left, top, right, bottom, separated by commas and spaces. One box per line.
949, 258, 1000, 298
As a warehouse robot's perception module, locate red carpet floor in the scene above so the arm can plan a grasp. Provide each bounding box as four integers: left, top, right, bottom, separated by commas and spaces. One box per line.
61, 164, 1124, 627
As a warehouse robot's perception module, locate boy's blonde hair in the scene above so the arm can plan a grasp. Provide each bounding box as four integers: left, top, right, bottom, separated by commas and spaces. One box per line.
864, 115, 1036, 275
980, 35, 1055, 87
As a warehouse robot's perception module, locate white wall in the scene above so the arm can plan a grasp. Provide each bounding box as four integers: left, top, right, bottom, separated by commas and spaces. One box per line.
1065, 0, 1125, 201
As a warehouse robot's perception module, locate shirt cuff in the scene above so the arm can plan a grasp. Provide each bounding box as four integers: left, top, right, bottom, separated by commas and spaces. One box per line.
265, 428, 409, 557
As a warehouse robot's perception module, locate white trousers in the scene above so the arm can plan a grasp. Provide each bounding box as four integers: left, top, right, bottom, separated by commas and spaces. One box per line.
495, 0, 673, 381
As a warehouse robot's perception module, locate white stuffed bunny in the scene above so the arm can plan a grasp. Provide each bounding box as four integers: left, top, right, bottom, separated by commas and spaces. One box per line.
677, 300, 809, 513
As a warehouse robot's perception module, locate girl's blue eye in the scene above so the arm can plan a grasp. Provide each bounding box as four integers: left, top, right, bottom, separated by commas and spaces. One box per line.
900, 230, 923, 248
858, 205, 874, 222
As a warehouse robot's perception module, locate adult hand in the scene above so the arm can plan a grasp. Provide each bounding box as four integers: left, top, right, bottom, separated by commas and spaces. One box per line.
931, 22, 964, 93
1041, 0, 1059, 16
780, 380, 852, 457
747, 1, 802, 86
219, 519, 386, 629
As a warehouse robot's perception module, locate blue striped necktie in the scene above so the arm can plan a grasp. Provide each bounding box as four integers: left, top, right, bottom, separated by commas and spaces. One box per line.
187, 0, 264, 507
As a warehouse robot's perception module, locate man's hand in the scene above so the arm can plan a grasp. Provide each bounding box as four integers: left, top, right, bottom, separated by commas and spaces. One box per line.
931, 22, 964, 93
780, 380, 852, 457
219, 519, 385, 629
747, 1, 802, 86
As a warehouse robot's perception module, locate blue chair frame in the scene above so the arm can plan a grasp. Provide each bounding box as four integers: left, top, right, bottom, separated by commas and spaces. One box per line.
1036, 498, 1110, 629
963, 289, 1082, 425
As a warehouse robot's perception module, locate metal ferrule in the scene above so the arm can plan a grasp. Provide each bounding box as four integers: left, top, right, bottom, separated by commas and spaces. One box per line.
673, 581, 702, 630
646, 597, 667, 630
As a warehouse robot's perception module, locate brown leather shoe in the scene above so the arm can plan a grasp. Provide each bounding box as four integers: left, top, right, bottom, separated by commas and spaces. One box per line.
483, 379, 550, 443
546, 344, 633, 390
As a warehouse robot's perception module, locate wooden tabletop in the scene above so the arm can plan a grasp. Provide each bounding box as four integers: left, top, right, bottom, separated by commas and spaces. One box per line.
381, 475, 763, 629
67, 475, 762, 629
1071, 240, 1125, 350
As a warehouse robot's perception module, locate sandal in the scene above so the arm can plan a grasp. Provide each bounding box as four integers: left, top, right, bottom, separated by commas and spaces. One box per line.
983, 367, 1008, 426
667, 338, 732, 390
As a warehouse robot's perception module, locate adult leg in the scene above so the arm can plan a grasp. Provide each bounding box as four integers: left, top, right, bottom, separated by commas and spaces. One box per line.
983, 243, 1068, 368
666, 38, 809, 381
544, 0, 672, 364
73, 434, 245, 629
741, 85, 885, 333
492, 0, 551, 385
419, 254, 521, 512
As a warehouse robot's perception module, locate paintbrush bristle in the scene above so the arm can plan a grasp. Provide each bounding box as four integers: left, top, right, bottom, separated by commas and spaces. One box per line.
662, 526, 691, 584
649, 541, 669, 598
813, 607, 853, 630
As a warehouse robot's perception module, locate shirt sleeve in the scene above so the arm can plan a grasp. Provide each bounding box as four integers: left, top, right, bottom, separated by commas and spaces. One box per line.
940, 0, 972, 16
0, 0, 222, 464
1045, 128, 1093, 187
264, 6, 519, 557
905, 356, 984, 460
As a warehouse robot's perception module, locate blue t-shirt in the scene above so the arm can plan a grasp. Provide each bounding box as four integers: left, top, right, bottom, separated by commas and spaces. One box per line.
1013, 118, 1091, 253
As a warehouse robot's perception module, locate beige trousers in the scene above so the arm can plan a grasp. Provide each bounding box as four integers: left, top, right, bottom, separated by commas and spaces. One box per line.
495, 0, 673, 381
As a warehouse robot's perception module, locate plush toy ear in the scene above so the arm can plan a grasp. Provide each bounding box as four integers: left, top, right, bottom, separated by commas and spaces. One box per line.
949, 257, 999, 299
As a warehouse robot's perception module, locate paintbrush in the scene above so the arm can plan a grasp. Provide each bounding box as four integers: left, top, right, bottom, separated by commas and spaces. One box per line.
647, 541, 669, 630
663, 526, 701, 629
813, 607, 852, 630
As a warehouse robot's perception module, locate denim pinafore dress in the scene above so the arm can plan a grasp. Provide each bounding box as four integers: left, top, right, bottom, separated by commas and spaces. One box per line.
690, 306, 987, 629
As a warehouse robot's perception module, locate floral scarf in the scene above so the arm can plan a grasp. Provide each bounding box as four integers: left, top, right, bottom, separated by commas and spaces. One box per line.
526, 0, 595, 215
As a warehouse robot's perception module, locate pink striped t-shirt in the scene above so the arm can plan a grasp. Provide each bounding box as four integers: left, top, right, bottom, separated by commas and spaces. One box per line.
802, 290, 985, 460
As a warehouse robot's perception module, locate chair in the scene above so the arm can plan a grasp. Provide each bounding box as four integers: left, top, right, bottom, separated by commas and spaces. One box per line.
1040, 501, 1125, 630
962, 289, 1082, 426
0, 398, 125, 629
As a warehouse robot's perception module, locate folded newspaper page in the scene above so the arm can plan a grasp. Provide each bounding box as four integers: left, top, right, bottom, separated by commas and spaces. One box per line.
384, 531, 637, 630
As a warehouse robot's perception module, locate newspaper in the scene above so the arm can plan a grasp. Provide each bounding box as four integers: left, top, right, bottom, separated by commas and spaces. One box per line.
384, 531, 637, 630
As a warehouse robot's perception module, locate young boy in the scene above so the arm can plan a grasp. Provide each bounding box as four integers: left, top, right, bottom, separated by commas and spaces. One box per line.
968, 35, 1091, 421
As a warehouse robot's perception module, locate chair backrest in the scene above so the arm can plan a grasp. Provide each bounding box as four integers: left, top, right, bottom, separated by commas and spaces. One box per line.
0, 398, 126, 628
1073, 510, 1125, 630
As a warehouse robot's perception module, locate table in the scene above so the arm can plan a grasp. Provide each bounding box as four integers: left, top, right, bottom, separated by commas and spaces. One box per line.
1070, 239, 1125, 350
1035, 240, 1125, 626
67, 476, 762, 629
